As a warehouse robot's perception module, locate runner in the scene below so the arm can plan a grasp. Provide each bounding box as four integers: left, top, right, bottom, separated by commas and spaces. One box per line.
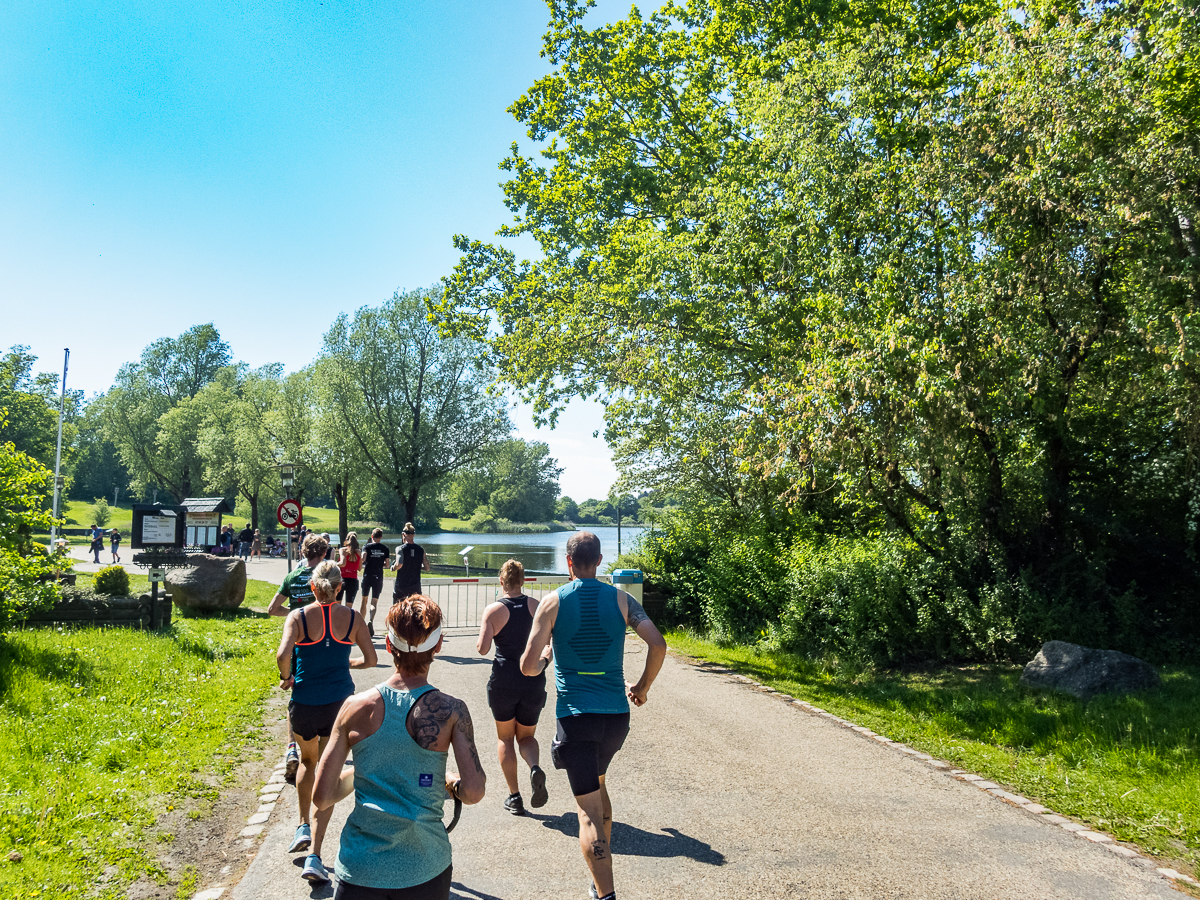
251, 528, 262, 560
269, 533, 331, 785
391, 522, 431, 602
359, 528, 390, 637
520, 532, 666, 900
313, 594, 486, 900
476, 558, 550, 815
276, 560, 377, 885
339, 532, 362, 610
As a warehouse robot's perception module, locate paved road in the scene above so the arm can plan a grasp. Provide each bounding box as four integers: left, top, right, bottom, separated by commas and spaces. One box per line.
228, 631, 1179, 900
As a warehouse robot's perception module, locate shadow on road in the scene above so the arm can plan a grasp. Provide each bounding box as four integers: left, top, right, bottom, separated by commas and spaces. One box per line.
437, 654, 492, 667
529, 813, 725, 864
287, 856, 335, 898
451, 882, 506, 900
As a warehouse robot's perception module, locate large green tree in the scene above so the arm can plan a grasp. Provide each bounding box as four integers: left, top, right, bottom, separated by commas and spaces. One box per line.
0, 346, 79, 473
440, 0, 1200, 651
101, 324, 232, 501
445, 438, 563, 522
322, 288, 511, 525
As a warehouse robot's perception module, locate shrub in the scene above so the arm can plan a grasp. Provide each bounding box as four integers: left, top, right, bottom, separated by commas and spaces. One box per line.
467, 505, 498, 533
93, 497, 111, 527
93, 565, 130, 596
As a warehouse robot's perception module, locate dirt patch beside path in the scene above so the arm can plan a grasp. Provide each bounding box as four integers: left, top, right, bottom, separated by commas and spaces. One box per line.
124, 690, 290, 899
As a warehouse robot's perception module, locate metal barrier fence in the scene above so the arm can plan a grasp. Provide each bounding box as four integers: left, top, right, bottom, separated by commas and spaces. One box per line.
424, 575, 603, 630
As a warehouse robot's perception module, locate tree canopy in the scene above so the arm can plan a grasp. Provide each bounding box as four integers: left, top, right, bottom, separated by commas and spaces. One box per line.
440, 0, 1200, 659
321, 288, 512, 525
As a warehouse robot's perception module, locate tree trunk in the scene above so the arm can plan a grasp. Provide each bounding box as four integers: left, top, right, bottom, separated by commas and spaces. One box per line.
404, 487, 419, 526
335, 480, 349, 541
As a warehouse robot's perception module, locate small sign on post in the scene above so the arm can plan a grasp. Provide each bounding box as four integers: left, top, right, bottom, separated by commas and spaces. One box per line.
277, 499, 302, 529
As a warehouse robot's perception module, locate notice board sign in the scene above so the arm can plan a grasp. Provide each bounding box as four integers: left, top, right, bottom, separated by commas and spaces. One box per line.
131, 504, 186, 549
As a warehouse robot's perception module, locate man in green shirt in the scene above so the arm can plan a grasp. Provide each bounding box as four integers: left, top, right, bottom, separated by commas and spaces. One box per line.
268, 534, 331, 783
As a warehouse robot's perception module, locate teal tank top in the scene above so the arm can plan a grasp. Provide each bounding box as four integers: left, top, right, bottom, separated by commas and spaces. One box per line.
335, 683, 451, 889
552, 578, 629, 717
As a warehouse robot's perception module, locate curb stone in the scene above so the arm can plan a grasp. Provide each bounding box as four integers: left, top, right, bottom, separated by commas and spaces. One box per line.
725, 671, 1200, 891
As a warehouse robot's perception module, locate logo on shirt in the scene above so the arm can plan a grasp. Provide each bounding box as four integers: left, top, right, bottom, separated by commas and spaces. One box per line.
418, 773, 433, 787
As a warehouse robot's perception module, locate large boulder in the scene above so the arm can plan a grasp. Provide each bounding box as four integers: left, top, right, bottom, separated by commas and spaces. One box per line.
1020, 640, 1160, 701
166, 555, 246, 611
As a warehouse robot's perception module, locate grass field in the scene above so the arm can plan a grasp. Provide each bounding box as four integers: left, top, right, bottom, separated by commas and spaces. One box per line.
666, 632, 1200, 876
0, 576, 284, 899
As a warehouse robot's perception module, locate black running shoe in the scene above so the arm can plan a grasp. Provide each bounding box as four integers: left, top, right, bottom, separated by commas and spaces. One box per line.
530, 765, 548, 808
368, 621, 375, 638
503, 792, 525, 815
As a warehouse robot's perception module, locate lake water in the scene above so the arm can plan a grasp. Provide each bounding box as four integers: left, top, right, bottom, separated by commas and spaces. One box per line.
390, 525, 649, 575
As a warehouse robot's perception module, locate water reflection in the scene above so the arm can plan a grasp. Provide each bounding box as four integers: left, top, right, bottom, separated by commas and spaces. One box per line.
390, 525, 647, 575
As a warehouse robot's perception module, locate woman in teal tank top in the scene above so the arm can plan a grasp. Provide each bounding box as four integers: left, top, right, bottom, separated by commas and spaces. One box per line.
313, 595, 487, 900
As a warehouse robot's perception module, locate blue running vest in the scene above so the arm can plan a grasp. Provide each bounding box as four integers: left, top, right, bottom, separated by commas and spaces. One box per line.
551, 578, 628, 718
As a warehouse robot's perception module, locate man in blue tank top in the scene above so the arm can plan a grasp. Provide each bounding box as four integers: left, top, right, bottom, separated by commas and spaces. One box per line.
521, 532, 666, 900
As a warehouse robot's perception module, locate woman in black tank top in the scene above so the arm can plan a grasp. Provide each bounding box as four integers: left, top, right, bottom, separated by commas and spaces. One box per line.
476, 559, 551, 815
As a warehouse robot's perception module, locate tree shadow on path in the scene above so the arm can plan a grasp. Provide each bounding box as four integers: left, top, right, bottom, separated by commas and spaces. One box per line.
529, 812, 725, 865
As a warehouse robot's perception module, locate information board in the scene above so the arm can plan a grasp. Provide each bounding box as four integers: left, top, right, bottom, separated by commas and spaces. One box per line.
131, 504, 186, 549
142, 515, 177, 544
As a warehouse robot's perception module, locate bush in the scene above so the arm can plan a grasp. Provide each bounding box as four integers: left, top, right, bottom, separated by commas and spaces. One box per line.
92, 497, 111, 528
93, 565, 130, 596
466, 505, 499, 533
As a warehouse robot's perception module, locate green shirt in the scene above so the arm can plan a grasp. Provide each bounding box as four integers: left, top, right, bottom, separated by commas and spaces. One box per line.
278, 566, 315, 610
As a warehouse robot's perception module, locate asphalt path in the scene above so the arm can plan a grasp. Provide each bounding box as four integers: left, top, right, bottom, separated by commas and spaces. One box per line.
225, 630, 1180, 900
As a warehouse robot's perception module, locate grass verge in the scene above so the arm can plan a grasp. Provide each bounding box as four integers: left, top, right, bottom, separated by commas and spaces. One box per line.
666, 631, 1200, 876
0, 578, 284, 898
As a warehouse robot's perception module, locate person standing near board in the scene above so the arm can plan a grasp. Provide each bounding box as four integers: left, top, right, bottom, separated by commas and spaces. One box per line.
391, 522, 431, 603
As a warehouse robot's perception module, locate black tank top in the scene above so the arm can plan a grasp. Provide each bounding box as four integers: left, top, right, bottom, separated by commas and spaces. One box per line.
493, 594, 534, 669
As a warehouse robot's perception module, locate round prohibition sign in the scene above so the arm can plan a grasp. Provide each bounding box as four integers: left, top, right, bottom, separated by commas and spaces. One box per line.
276, 499, 303, 529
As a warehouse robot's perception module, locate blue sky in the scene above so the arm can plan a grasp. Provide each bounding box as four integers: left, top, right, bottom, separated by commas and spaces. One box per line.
1, 0, 630, 502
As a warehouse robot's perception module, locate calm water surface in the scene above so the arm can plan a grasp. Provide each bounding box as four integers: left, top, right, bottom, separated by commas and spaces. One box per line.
390, 525, 648, 575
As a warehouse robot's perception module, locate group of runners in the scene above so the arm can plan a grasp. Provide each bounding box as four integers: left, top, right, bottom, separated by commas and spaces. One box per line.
269, 528, 666, 900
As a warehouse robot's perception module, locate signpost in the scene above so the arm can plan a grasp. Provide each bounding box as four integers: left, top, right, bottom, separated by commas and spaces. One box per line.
130, 504, 190, 617
277, 498, 302, 573
459, 546, 475, 577
277, 499, 302, 529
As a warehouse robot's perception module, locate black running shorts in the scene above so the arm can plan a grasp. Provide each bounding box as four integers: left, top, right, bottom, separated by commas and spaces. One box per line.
342, 577, 360, 607
552, 712, 631, 797
486, 668, 547, 727
288, 698, 344, 741
361, 570, 384, 597
334, 865, 452, 900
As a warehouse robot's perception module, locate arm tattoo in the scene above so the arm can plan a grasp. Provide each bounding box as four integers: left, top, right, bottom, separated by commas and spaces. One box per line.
410, 690, 457, 750
626, 596, 650, 628
454, 703, 485, 775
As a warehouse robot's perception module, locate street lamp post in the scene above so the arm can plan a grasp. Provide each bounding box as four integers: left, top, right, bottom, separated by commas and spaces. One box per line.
279, 463, 296, 573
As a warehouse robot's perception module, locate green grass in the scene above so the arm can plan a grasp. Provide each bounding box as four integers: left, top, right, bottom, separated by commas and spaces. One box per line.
666, 631, 1200, 874
58, 499, 135, 532
0, 578, 285, 898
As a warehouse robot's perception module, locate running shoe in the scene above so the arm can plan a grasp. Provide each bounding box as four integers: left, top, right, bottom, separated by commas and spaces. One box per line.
530, 765, 548, 808
287, 823, 311, 853
368, 621, 375, 638
301, 854, 329, 883
589, 884, 599, 900
284, 742, 300, 785
503, 792, 525, 816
